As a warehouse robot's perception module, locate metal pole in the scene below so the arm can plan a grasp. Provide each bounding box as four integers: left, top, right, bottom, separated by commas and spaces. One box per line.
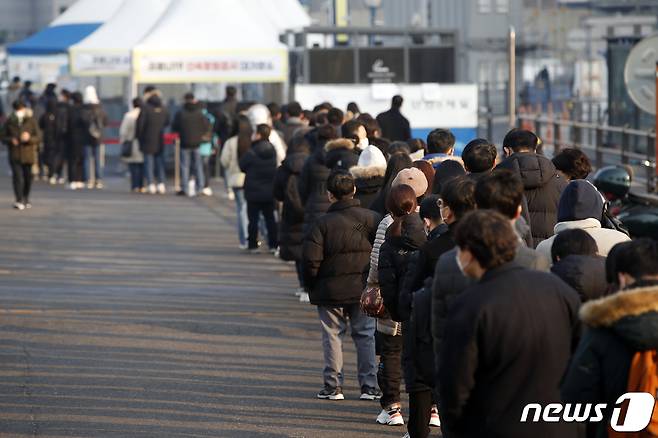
655, 61, 658, 192
508, 26, 516, 129
174, 138, 181, 192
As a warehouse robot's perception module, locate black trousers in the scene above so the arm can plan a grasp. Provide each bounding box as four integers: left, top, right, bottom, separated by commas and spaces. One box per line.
408, 389, 433, 438
246, 201, 278, 250
68, 149, 84, 182
377, 332, 403, 409
9, 158, 33, 203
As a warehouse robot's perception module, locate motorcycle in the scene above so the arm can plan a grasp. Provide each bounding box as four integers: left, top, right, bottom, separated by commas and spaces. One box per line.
593, 165, 658, 239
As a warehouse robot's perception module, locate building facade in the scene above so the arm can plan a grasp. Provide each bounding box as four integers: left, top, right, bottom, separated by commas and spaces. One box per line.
0, 0, 77, 45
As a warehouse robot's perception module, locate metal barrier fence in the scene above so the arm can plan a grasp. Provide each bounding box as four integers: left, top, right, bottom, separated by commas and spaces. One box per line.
515, 114, 657, 193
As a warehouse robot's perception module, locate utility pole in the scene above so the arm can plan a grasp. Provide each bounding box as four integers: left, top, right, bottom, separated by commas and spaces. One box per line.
509, 26, 516, 128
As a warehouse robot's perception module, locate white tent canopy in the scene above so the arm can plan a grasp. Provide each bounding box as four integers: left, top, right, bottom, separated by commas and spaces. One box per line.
7, 0, 123, 84
51, 0, 124, 26
69, 0, 172, 76
132, 0, 288, 84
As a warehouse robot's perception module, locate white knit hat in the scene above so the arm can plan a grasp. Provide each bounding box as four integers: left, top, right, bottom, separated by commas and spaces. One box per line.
357, 145, 387, 169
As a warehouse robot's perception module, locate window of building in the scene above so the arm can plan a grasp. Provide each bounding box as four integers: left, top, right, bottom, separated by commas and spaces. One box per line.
477, 0, 492, 13
495, 0, 509, 13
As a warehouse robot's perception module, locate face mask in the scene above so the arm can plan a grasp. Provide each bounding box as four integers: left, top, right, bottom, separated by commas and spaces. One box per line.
357, 137, 369, 151
15, 109, 26, 120
456, 250, 471, 277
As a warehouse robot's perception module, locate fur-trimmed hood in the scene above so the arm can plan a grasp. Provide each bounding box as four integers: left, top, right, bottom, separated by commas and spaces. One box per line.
580, 284, 658, 350
350, 165, 386, 180
324, 138, 355, 152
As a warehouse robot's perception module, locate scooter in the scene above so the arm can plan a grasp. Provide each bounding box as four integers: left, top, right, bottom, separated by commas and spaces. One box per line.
593, 165, 658, 239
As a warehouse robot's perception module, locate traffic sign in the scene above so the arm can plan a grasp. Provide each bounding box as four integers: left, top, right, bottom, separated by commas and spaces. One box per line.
624, 35, 658, 115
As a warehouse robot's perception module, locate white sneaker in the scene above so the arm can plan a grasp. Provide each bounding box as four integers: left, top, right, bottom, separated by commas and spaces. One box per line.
299, 292, 310, 303
57, 178, 65, 184
187, 180, 196, 197
148, 184, 157, 194
49, 176, 57, 185
201, 187, 213, 196
238, 243, 248, 250
69, 182, 78, 190
76, 182, 85, 189
86, 182, 95, 189
429, 405, 441, 427
227, 190, 235, 201
376, 407, 404, 426
12, 202, 25, 211
294, 288, 305, 297
157, 183, 166, 194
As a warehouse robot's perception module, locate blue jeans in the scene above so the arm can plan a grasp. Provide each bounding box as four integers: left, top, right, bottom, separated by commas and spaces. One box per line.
83, 145, 103, 182
233, 188, 249, 246
180, 148, 204, 194
128, 163, 144, 190
144, 152, 165, 185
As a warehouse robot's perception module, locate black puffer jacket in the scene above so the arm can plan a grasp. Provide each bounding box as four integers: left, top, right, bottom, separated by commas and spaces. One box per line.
399, 225, 454, 393
350, 165, 386, 210
299, 147, 331, 232
497, 152, 568, 247
171, 102, 210, 149
439, 263, 581, 438
68, 104, 88, 155
273, 151, 309, 262
551, 255, 608, 303
378, 214, 427, 322
239, 140, 278, 203
137, 95, 169, 155
302, 199, 381, 306
324, 138, 359, 171
562, 282, 658, 438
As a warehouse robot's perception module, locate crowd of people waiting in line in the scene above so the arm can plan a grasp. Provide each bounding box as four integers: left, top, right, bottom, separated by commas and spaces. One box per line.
214, 94, 656, 438
2, 79, 657, 438
1, 77, 109, 209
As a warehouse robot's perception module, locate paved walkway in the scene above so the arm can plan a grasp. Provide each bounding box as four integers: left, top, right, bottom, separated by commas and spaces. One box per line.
0, 174, 412, 437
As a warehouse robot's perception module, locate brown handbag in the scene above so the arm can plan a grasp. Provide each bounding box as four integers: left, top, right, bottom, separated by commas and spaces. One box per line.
360, 285, 388, 318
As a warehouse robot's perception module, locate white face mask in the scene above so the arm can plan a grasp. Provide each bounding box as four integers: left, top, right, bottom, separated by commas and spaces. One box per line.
15, 109, 26, 120
357, 137, 369, 151
455, 249, 471, 277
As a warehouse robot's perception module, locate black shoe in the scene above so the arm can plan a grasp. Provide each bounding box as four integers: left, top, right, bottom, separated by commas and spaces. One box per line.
317, 386, 344, 400
360, 386, 382, 400
176, 190, 186, 196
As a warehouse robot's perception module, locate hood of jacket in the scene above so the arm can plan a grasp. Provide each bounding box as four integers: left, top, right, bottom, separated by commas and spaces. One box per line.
557, 180, 604, 222
324, 138, 355, 153
282, 151, 308, 175
251, 140, 276, 160
350, 165, 386, 180
580, 283, 658, 350
551, 255, 608, 302
385, 213, 427, 251
498, 152, 560, 190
